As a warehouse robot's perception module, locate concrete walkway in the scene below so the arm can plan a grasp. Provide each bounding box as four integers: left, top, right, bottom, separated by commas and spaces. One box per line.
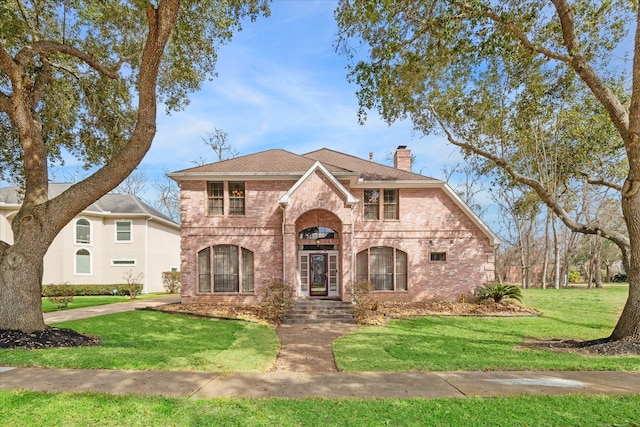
43, 295, 181, 324
1, 297, 638, 399
1, 367, 638, 398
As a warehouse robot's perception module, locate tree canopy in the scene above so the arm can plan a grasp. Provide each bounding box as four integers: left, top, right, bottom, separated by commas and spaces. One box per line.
336, 0, 639, 341
0, 0, 268, 185
0, 0, 269, 332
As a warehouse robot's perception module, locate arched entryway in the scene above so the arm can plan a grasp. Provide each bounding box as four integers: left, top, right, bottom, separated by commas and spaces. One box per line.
295, 209, 342, 298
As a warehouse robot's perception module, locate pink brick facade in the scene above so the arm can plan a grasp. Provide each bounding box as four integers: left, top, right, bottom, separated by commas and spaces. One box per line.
170, 148, 499, 304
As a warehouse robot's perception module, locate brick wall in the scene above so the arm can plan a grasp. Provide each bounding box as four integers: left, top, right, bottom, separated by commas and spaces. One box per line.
179, 175, 495, 304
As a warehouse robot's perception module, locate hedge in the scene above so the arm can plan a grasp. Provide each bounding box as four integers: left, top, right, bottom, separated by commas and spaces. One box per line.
41, 284, 141, 297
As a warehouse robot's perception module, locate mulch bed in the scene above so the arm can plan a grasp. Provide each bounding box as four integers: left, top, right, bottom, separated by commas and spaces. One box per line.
520, 337, 640, 357
360, 300, 541, 324
155, 302, 269, 323
0, 327, 100, 350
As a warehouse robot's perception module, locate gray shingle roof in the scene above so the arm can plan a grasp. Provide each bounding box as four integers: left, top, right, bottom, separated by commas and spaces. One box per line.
0, 183, 176, 224
171, 147, 438, 182
172, 149, 350, 175
303, 148, 435, 181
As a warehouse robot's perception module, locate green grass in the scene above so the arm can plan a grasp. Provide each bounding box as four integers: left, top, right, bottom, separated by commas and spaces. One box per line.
333, 286, 640, 371
41, 294, 166, 313
0, 311, 278, 372
1, 390, 639, 426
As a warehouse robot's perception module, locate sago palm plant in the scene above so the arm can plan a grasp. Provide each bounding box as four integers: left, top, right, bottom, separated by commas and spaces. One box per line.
476, 283, 523, 303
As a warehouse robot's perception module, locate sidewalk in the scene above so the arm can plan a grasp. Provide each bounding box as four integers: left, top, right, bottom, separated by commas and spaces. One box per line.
1, 297, 638, 399
43, 295, 180, 324
1, 367, 638, 398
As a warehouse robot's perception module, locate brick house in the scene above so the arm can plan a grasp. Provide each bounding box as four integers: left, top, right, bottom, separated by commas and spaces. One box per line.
169, 146, 499, 303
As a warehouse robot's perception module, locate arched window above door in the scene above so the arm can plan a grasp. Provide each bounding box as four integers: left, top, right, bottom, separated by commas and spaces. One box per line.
299, 227, 338, 251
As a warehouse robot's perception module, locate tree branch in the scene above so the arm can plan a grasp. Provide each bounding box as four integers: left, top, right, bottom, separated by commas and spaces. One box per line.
582, 175, 624, 192
551, 0, 630, 143
15, 41, 129, 79
0, 43, 20, 81
430, 106, 631, 254
46, 0, 182, 231
30, 60, 52, 105
0, 92, 12, 116
455, 1, 569, 62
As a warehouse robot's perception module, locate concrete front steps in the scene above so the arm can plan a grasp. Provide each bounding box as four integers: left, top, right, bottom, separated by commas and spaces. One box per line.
282, 299, 356, 325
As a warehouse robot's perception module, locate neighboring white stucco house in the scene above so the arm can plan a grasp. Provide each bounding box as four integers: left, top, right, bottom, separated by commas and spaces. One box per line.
0, 183, 180, 293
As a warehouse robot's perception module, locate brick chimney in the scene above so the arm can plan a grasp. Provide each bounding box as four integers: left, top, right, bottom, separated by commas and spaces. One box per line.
394, 145, 412, 172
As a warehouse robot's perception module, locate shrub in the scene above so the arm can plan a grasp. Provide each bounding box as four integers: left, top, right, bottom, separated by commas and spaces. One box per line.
344, 281, 377, 323
476, 283, 523, 304
568, 269, 582, 283
612, 273, 628, 283
41, 284, 143, 296
161, 271, 181, 293
258, 278, 295, 325
42, 283, 75, 308
122, 270, 144, 299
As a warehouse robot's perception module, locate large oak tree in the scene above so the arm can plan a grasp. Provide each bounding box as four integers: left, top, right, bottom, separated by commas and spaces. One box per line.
336, 0, 639, 341
0, 0, 268, 332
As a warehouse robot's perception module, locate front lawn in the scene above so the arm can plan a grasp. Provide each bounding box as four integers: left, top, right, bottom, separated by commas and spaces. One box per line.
333, 286, 640, 371
0, 311, 278, 372
1, 390, 639, 427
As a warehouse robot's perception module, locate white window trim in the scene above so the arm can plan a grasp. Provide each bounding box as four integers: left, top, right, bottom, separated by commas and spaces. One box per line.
74, 248, 92, 276
74, 218, 92, 246
111, 259, 137, 267
115, 220, 133, 243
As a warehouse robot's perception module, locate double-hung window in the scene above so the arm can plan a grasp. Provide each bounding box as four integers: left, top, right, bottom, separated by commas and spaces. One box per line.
364, 189, 379, 220
75, 219, 91, 244
364, 188, 399, 220
228, 182, 245, 215
115, 221, 132, 242
383, 189, 399, 219
207, 182, 224, 215
207, 181, 245, 216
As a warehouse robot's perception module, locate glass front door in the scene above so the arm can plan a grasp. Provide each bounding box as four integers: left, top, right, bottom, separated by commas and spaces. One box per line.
310, 253, 328, 296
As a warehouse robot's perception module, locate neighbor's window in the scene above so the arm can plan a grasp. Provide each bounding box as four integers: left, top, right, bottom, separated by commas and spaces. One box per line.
75, 249, 91, 274
115, 220, 132, 242
356, 247, 407, 291
75, 219, 91, 244
111, 259, 136, 266
430, 252, 447, 262
229, 182, 245, 215
364, 189, 379, 220
197, 245, 254, 293
207, 181, 224, 215
383, 189, 399, 220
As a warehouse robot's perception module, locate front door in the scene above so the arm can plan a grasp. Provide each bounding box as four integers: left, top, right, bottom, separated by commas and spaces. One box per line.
310, 253, 328, 296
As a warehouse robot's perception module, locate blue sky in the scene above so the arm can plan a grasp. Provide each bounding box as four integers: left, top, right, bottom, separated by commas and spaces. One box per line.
35, 1, 482, 223
144, 1, 461, 181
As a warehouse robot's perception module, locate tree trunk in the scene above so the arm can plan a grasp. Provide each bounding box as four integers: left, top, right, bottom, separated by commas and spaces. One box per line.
611, 180, 640, 340
0, 1, 181, 334
0, 209, 51, 332
542, 208, 550, 289
553, 215, 560, 289
593, 236, 603, 288
0, 247, 47, 332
